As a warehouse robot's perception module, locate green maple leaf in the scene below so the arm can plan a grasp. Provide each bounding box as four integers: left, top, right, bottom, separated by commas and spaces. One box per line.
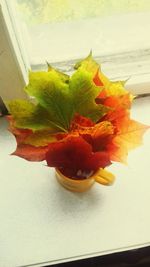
70, 69, 107, 122
8, 58, 108, 135
74, 51, 99, 74
47, 62, 69, 83
25, 70, 73, 131
75, 52, 129, 97
8, 99, 64, 132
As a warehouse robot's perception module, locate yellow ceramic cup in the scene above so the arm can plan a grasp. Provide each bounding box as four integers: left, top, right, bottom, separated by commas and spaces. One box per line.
55, 168, 115, 192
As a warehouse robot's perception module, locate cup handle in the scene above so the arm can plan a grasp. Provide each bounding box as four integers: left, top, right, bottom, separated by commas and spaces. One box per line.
94, 168, 115, 186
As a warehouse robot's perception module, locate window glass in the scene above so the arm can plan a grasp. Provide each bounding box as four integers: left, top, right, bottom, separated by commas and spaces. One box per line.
12, 1, 150, 66
16, 0, 150, 24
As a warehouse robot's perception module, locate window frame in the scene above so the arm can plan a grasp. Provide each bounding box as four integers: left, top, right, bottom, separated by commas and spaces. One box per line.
0, 0, 28, 100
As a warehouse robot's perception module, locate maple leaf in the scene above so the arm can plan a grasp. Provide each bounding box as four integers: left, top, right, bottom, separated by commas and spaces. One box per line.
7, 115, 32, 143
24, 130, 56, 147
98, 95, 131, 135
47, 62, 69, 82
93, 69, 104, 86
46, 136, 111, 179
70, 69, 108, 122
75, 52, 133, 101
75, 51, 110, 88
72, 121, 114, 152
101, 94, 132, 109
25, 71, 73, 131
74, 51, 99, 73
110, 119, 149, 163
7, 53, 149, 172
12, 144, 49, 162
7, 115, 57, 161
8, 99, 63, 132
70, 113, 95, 130
9, 64, 108, 135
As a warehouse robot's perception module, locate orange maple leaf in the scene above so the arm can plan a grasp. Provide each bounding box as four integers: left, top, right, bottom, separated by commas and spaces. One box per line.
110, 119, 149, 163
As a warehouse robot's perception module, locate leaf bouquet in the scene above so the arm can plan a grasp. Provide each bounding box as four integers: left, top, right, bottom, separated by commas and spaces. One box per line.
7, 53, 149, 192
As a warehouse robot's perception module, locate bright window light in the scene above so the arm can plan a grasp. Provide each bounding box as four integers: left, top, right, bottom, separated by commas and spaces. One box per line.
11, 0, 150, 65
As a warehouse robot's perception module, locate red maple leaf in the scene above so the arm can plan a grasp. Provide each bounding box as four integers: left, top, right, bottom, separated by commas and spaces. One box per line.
12, 144, 49, 162
93, 69, 104, 86
7, 115, 50, 161
46, 136, 111, 179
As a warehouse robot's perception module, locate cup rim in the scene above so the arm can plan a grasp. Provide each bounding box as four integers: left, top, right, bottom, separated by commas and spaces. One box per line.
55, 168, 99, 183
